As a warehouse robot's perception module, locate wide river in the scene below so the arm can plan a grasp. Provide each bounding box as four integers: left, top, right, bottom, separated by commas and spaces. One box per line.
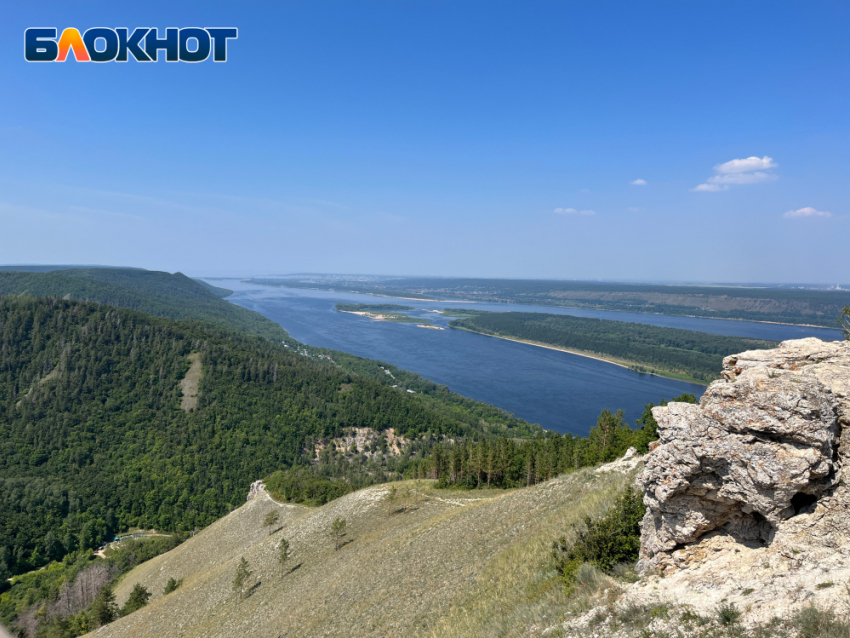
211, 280, 841, 436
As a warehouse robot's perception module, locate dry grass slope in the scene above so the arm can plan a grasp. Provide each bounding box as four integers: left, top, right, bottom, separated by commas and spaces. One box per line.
94, 468, 637, 638
179, 352, 202, 412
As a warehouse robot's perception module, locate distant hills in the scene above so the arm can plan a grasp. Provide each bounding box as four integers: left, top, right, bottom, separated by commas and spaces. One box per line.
251, 275, 850, 328
0, 268, 290, 342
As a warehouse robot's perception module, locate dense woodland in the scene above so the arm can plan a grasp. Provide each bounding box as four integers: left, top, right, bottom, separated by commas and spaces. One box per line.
0, 296, 527, 581
403, 395, 696, 488
0, 269, 292, 343
449, 311, 774, 382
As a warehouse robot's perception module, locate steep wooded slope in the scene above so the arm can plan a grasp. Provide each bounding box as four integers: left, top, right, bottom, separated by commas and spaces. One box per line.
0, 296, 504, 578
0, 269, 289, 342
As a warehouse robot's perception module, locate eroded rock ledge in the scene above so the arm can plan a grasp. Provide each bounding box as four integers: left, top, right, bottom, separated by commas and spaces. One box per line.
638, 337, 850, 575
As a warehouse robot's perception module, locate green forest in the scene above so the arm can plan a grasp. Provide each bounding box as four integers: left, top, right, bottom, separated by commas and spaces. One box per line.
449, 310, 774, 382
404, 394, 696, 488
0, 269, 292, 343
0, 296, 530, 581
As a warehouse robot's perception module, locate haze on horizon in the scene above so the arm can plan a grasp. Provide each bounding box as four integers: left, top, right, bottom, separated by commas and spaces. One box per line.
1, 2, 847, 284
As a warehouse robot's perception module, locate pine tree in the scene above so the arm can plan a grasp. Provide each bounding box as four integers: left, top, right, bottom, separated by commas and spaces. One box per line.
264, 510, 280, 530
232, 556, 253, 601
329, 517, 347, 551
385, 485, 398, 517
120, 583, 151, 617
278, 538, 291, 574
90, 586, 117, 626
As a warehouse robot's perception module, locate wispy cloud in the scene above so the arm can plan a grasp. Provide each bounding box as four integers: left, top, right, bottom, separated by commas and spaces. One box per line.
554, 207, 596, 216
715, 156, 777, 174
783, 207, 832, 219
694, 156, 777, 192
630, 179, 647, 186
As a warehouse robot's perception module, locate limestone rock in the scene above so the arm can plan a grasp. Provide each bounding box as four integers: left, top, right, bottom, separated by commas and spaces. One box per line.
247, 479, 266, 502
638, 337, 850, 574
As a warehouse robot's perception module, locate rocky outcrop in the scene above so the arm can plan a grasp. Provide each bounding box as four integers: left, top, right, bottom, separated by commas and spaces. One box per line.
638, 337, 850, 574
247, 480, 266, 502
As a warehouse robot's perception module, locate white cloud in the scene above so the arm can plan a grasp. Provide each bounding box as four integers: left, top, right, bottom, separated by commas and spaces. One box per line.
783, 207, 832, 219
554, 207, 595, 216
693, 183, 723, 192
630, 179, 647, 186
714, 156, 777, 174
694, 155, 778, 192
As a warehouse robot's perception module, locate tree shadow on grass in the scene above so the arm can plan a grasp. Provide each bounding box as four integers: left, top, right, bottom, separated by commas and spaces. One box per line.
285, 563, 302, 576
245, 581, 262, 599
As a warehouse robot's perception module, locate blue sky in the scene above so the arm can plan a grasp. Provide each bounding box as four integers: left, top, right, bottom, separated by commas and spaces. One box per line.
0, 1, 847, 283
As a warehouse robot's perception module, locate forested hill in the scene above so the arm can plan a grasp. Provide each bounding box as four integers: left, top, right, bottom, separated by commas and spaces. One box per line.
0, 296, 506, 579
0, 268, 289, 343
449, 311, 775, 383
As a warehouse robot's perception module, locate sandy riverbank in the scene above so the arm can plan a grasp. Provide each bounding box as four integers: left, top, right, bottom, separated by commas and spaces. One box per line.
453, 329, 708, 385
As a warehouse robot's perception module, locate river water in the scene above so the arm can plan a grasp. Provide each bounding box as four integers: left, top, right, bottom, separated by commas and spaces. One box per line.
210, 280, 841, 436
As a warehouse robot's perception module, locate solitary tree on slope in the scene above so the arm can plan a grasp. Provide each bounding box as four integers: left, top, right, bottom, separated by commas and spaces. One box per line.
385, 485, 398, 517
278, 538, 291, 575
264, 510, 280, 531
329, 517, 347, 551
841, 306, 850, 341
232, 556, 253, 601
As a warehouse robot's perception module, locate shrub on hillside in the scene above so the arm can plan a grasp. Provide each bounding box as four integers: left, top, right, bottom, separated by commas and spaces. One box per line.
552, 487, 645, 593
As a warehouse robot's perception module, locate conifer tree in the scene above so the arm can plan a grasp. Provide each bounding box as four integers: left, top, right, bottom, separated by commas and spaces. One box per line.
264, 510, 280, 530
278, 538, 291, 574
385, 485, 398, 517
120, 583, 151, 617
329, 517, 347, 551
91, 586, 117, 626
232, 556, 253, 601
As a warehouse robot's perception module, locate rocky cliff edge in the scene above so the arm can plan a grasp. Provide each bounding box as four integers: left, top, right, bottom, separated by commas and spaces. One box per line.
635, 337, 850, 619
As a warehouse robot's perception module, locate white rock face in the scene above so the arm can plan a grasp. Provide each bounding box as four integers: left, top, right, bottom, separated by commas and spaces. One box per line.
246, 479, 266, 502
638, 337, 850, 574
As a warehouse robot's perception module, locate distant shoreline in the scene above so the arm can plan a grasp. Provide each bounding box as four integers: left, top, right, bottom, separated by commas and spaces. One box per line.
451, 327, 710, 386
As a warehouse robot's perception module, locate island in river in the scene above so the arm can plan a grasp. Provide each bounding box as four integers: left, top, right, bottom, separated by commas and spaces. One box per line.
335, 303, 430, 324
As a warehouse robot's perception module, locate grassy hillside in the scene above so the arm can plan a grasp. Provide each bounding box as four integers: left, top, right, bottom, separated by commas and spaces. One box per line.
0, 296, 526, 582
0, 269, 290, 343
449, 310, 775, 383
99, 468, 638, 638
